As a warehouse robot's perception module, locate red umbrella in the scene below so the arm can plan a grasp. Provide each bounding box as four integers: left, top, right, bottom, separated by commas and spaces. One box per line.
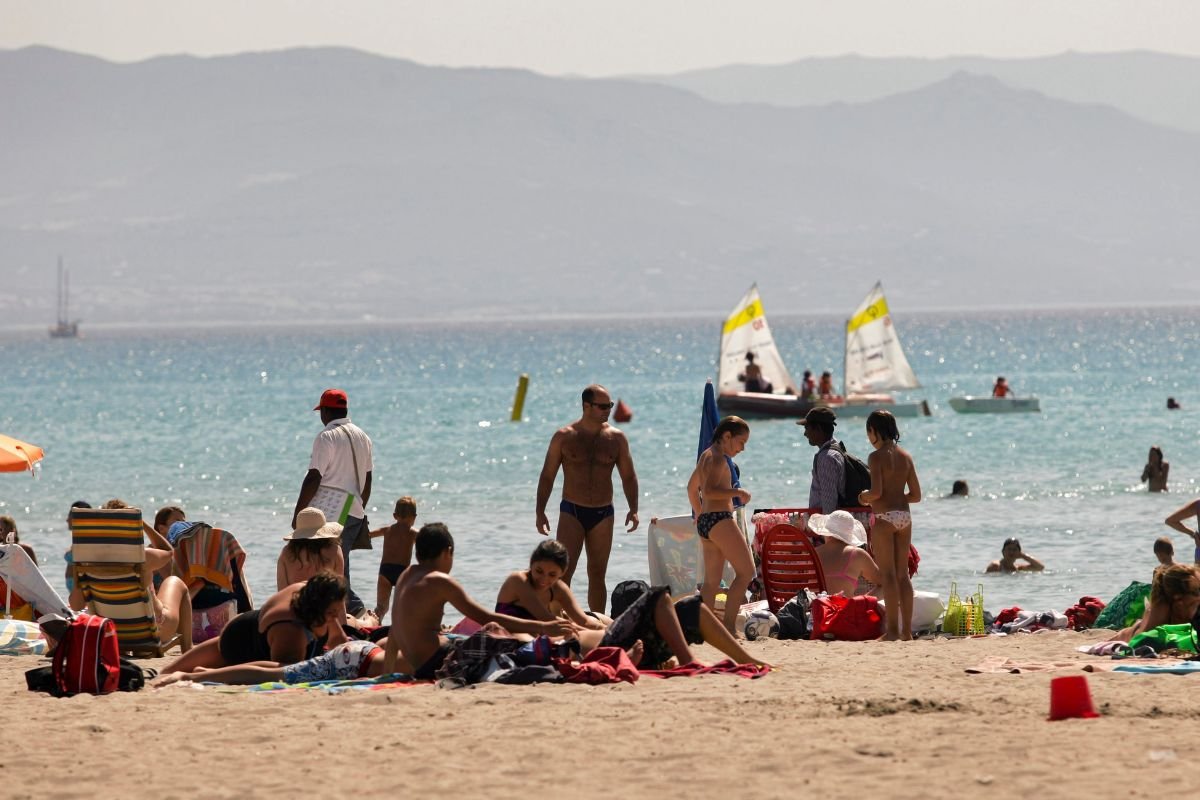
0, 434, 44, 474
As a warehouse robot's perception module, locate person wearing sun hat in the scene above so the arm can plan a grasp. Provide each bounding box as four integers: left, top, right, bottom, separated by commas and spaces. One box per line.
277, 507, 346, 589
808, 510, 881, 598
292, 388, 374, 618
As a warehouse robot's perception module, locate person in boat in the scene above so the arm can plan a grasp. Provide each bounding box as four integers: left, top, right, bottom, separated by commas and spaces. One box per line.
276, 507, 345, 590
1141, 446, 1170, 493
801, 370, 816, 400
809, 510, 880, 597
992, 377, 1011, 397
797, 407, 844, 515
382, 523, 581, 679
1163, 499, 1200, 564
857, 410, 922, 641
949, 480, 969, 498
495, 539, 608, 630
817, 371, 835, 399
739, 352, 773, 394
1115, 563, 1200, 642
985, 538, 1045, 573
687, 416, 755, 635
535, 384, 639, 614
1154, 536, 1176, 568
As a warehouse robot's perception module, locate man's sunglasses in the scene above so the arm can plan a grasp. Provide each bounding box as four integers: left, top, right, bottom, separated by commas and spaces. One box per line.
588, 401, 615, 410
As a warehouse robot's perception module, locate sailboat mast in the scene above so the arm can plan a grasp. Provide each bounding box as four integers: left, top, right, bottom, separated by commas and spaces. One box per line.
842, 316, 849, 398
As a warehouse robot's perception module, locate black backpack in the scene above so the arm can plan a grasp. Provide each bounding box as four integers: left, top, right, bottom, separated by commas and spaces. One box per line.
827, 440, 872, 508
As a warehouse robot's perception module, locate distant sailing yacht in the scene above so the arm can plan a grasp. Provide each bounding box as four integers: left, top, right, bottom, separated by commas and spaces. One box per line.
49, 257, 79, 338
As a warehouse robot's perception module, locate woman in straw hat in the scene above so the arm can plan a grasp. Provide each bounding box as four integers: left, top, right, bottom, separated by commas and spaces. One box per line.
808, 510, 881, 598
276, 507, 344, 590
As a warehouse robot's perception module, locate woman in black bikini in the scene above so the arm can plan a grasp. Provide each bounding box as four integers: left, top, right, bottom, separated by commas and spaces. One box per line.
494, 540, 607, 630
687, 416, 754, 635
162, 572, 350, 674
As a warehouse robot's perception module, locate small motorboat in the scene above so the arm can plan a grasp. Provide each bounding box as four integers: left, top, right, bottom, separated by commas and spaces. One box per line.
948, 396, 1041, 414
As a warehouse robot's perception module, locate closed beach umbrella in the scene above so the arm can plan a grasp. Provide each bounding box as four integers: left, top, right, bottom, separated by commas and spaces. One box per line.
0, 434, 43, 474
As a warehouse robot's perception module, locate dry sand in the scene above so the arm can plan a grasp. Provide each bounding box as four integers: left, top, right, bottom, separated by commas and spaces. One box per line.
4, 629, 1199, 799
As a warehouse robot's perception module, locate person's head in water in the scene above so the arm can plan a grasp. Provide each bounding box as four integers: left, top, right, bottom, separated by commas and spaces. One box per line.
951, 480, 969, 497
1167, 397, 1181, 410
528, 540, 570, 591
1154, 536, 1176, 567
415, 522, 454, 569
711, 415, 750, 455
1001, 538, 1022, 559
866, 409, 900, 445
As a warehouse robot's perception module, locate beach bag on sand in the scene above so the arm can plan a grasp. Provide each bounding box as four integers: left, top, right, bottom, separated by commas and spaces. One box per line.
39, 613, 122, 696
777, 590, 817, 640
943, 583, 985, 636
810, 594, 884, 641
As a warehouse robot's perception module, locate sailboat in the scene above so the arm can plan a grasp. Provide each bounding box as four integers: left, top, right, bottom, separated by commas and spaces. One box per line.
715, 283, 930, 419
49, 257, 79, 339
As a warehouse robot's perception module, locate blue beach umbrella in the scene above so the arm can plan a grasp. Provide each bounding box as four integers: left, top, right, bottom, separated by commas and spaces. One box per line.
698, 380, 742, 505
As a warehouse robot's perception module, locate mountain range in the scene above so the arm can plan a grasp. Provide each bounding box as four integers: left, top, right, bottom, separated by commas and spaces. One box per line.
2, 46, 1199, 327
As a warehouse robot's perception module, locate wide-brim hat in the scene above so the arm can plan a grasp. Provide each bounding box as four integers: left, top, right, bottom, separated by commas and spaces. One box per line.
808, 510, 866, 547
796, 406, 837, 427
284, 507, 344, 541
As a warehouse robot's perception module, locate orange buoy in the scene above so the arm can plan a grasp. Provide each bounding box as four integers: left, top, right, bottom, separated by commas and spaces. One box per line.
613, 398, 633, 423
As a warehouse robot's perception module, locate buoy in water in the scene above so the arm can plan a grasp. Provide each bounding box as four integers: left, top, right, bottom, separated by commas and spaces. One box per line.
613, 398, 633, 423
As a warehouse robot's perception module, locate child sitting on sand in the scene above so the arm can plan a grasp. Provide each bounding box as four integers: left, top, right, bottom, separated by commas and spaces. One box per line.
370, 496, 417, 620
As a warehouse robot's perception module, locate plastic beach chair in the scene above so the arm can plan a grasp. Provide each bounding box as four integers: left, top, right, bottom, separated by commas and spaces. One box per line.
68, 507, 180, 657
760, 523, 826, 614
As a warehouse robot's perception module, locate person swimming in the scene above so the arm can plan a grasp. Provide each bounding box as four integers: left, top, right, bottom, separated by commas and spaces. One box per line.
985, 538, 1045, 573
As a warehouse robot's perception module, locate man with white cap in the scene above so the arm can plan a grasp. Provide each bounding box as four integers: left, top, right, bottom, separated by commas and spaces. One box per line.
293, 388, 374, 618
797, 407, 844, 515
809, 510, 880, 597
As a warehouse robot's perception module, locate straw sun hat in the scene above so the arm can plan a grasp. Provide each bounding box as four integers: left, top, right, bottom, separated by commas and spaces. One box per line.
283, 507, 343, 541
808, 510, 867, 547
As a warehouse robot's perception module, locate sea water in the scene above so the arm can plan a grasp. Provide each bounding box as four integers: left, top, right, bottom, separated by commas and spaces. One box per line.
3, 307, 1200, 619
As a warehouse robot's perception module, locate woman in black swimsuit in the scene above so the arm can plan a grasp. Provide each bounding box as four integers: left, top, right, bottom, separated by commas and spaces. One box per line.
162, 572, 349, 674
494, 540, 607, 630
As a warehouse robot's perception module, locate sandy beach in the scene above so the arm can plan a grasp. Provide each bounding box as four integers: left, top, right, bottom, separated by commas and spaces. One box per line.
4, 628, 1198, 799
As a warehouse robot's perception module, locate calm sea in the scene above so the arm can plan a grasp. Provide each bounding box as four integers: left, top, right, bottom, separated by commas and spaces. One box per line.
3, 307, 1199, 618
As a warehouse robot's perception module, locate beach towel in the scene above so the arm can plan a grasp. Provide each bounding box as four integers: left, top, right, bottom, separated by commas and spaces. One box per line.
640, 659, 770, 679
1112, 661, 1200, 675
0, 617, 48, 656
555, 646, 640, 684
169, 523, 254, 611
966, 656, 1088, 674
1094, 581, 1151, 630
647, 515, 735, 597
212, 673, 418, 694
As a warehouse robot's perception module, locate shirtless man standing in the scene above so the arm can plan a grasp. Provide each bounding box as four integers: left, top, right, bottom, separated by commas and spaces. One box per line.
536, 384, 639, 614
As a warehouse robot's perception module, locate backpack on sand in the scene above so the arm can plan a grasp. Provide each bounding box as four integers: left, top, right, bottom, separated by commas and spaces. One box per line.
25, 613, 153, 697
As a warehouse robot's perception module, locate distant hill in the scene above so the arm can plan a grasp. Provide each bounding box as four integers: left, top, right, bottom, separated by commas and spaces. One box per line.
1, 46, 1199, 327
633, 51, 1200, 133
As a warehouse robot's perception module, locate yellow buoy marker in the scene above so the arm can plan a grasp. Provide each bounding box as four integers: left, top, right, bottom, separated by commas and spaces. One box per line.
511, 374, 529, 422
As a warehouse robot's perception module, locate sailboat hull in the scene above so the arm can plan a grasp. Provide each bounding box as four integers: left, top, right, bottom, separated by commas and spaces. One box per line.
718, 391, 930, 419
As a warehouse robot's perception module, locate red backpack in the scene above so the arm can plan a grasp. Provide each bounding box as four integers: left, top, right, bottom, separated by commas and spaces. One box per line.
51, 613, 121, 695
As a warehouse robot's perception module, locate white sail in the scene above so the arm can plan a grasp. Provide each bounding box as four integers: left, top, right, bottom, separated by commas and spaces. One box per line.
718, 284, 798, 395
844, 282, 920, 394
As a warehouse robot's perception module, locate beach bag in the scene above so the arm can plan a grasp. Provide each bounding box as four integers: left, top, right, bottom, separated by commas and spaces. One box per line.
1129, 623, 1198, 654
777, 589, 816, 640
943, 582, 985, 636
827, 441, 871, 507
810, 593, 884, 641
47, 613, 121, 695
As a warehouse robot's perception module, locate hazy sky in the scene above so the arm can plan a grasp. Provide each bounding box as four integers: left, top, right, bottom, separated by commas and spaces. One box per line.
6, 0, 1200, 75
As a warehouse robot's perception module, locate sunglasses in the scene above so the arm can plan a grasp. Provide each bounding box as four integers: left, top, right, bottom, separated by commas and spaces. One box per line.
588, 401, 615, 410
